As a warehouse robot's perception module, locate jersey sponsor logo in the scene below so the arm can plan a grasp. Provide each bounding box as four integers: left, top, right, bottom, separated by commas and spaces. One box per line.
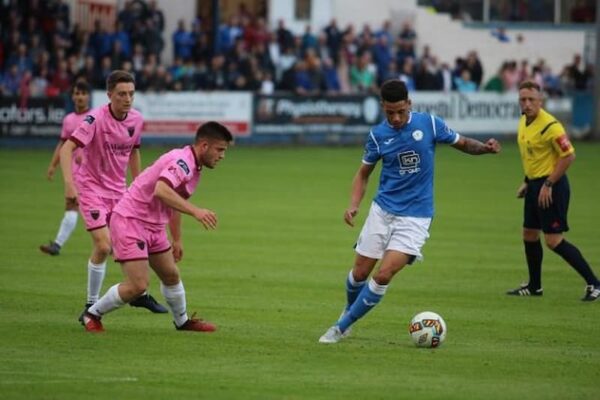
398, 150, 421, 175
84, 115, 95, 124
90, 210, 100, 220
137, 241, 145, 250
412, 130, 424, 141
555, 135, 572, 152
103, 142, 134, 157
177, 159, 190, 174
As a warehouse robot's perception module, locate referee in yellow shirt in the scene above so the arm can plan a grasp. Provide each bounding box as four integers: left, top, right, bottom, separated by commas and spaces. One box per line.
507, 80, 599, 301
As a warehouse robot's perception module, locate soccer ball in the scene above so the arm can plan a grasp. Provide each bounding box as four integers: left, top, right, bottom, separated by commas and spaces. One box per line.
409, 311, 447, 348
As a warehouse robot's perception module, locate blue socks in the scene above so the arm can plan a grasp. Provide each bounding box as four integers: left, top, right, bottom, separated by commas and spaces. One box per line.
345, 270, 366, 310
338, 278, 388, 332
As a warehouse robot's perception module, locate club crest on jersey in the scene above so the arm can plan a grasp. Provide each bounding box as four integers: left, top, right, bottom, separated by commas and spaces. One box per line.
137, 241, 145, 250
412, 130, 424, 141
84, 115, 95, 124
90, 210, 100, 220
127, 127, 135, 137
397, 150, 421, 175
177, 159, 190, 174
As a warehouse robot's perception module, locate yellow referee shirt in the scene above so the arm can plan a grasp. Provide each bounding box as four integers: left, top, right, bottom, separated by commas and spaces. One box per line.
517, 108, 574, 179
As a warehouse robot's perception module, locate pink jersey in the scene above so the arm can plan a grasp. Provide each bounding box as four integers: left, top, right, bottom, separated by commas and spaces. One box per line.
69, 104, 143, 199
60, 111, 89, 177
114, 146, 201, 226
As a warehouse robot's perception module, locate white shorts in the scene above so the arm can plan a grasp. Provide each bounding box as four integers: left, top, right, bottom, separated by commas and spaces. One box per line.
355, 202, 432, 261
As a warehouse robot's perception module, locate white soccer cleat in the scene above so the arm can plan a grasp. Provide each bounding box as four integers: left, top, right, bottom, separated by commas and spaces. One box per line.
319, 326, 343, 344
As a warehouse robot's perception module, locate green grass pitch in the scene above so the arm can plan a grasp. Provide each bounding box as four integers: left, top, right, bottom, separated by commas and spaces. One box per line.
0, 142, 598, 399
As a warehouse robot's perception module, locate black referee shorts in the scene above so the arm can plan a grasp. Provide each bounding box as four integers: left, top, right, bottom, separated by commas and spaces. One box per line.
523, 175, 570, 233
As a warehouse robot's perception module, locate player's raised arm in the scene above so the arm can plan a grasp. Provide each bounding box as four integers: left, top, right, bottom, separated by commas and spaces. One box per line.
452, 136, 501, 155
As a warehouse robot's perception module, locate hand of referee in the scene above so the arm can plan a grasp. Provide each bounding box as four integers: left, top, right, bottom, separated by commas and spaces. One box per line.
538, 186, 553, 209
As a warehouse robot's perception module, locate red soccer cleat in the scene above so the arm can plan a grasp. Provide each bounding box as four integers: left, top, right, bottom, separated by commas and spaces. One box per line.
82, 312, 104, 333
175, 313, 217, 332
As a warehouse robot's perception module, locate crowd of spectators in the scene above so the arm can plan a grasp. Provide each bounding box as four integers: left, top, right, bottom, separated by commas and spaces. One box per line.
0, 0, 595, 100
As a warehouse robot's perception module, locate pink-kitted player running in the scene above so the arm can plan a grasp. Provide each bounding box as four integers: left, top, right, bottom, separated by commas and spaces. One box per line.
81, 121, 233, 333
40, 81, 91, 256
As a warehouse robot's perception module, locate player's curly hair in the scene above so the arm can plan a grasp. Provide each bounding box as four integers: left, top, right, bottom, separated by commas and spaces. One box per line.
380, 79, 408, 102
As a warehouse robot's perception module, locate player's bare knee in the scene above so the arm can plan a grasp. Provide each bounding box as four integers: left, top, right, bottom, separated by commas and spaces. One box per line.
160, 270, 181, 286
95, 241, 111, 257
544, 234, 562, 249
372, 272, 392, 285
131, 280, 149, 297
522, 229, 540, 242
352, 268, 370, 282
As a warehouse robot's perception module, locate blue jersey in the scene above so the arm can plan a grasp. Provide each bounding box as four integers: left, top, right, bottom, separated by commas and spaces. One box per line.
362, 112, 459, 218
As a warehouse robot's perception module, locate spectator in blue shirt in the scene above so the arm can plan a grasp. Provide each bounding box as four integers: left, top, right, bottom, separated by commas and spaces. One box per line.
172, 19, 194, 61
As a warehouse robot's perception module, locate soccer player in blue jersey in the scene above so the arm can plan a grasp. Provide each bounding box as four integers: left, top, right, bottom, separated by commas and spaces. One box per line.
319, 79, 501, 343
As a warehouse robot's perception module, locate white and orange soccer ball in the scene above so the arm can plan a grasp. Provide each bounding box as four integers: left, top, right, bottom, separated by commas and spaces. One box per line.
409, 311, 447, 348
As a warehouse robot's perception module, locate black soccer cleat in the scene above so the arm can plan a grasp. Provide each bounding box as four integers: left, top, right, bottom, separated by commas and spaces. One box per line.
582, 285, 600, 302
506, 283, 543, 296
130, 293, 168, 313
40, 241, 61, 256
78, 302, 94, 324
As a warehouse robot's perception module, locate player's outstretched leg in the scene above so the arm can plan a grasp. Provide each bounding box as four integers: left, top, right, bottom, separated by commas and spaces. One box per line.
506, 283, 543, 296
40, 210, 78, 255
129, 292, 168, 313
175, 312, 217, 332
161, 281, 216, 332
40, 241, 61, 256
340, 269, 366, 338
551, 239, 600, 301
81, 284, 126, 332
319, 279, 388, 344
582, 285, 600, 302
507, 240, 544, 296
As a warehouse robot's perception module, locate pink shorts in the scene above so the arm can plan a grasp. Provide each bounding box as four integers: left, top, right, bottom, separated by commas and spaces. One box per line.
78, 192, 120, 231
110, 212, 171, 262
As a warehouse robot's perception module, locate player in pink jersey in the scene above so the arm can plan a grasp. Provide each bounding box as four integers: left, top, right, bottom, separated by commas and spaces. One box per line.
59, 71, 167, 321
82, 122, 233, 333
40, 81, 91, 256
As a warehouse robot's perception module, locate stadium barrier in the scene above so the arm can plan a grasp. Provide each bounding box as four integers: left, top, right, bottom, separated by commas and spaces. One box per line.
0, 91, 578, 145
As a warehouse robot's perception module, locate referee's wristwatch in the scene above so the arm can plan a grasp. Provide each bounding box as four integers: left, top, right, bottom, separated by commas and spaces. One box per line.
543, 179, 554, 188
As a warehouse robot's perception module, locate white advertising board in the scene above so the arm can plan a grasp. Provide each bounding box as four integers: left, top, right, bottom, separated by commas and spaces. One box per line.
92, 91, 253, 137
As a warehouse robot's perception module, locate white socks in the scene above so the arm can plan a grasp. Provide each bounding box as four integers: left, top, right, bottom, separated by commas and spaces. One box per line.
55, 210, 78, 246
368, 278, 389, 295
87, 259, 107, 304
88, 284, 125, 317
161, 281, 187, 327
